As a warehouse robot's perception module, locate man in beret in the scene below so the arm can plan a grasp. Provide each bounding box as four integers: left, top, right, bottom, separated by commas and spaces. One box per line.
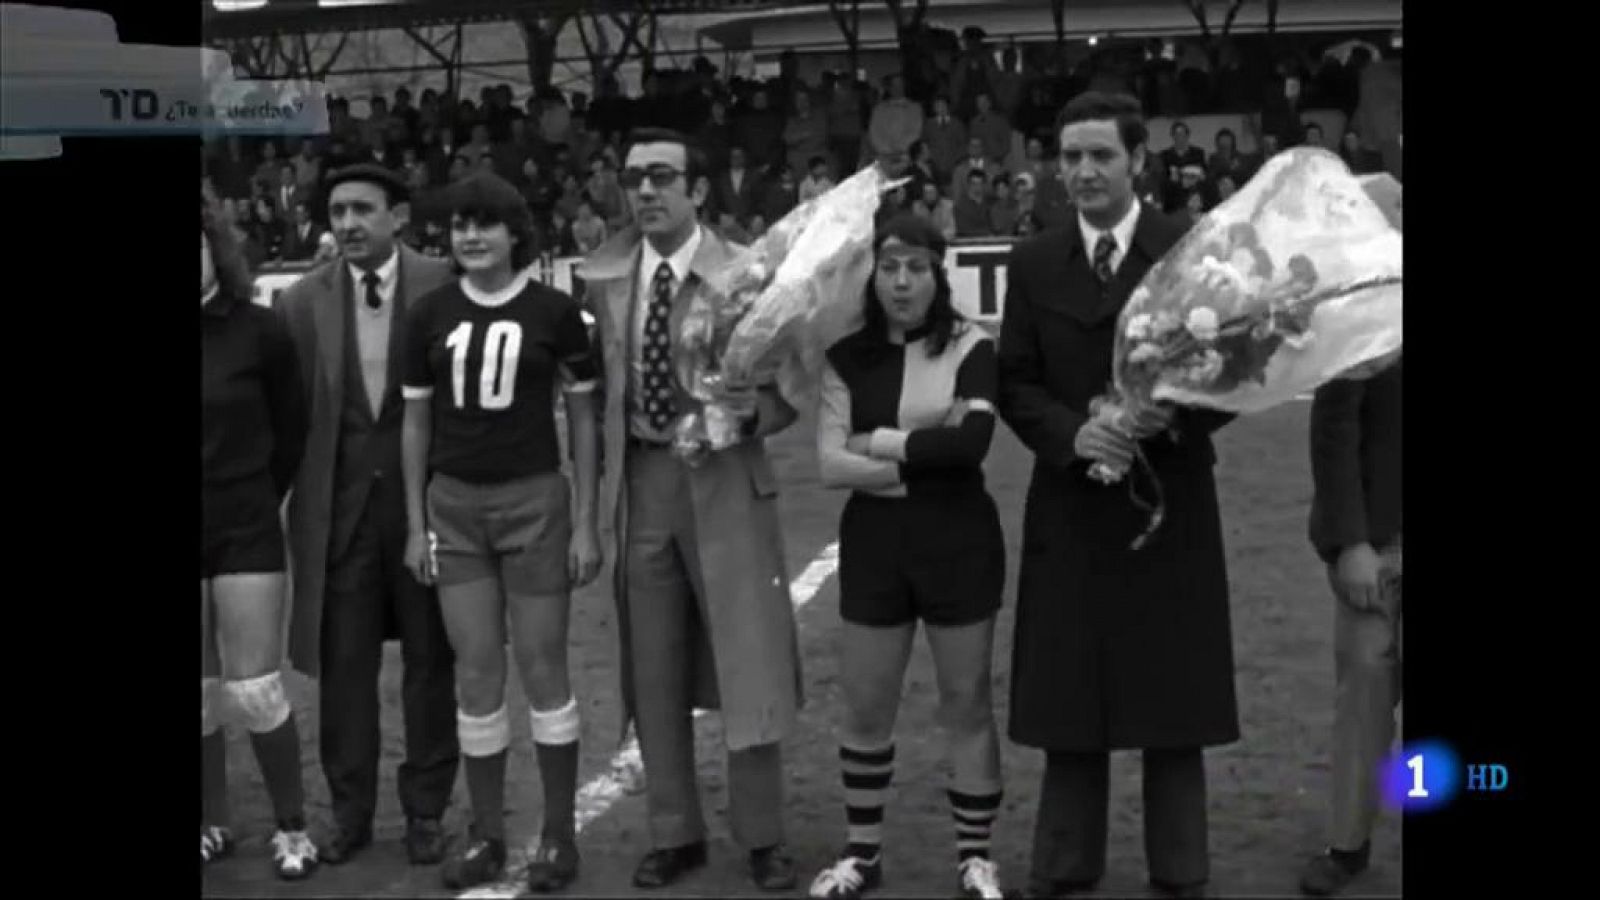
275, 163, 461, 866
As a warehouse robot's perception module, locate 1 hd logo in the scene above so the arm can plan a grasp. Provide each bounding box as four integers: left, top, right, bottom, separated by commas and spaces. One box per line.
1382, 741, 1509, 812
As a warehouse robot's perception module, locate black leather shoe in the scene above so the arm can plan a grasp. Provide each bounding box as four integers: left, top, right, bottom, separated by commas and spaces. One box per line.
1298, 843, 1371, 896
320, 824, 373, 866
1024, 877, 1100, 897
1150, 878, 1208, 899
632, 841, 708, 888
405, 818, 448, 866
749, 845, 797, 891
526, 837, 581, 893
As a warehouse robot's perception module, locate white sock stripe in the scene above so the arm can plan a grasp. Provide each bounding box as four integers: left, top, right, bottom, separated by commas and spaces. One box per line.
845, 824, 883, 843
529, 697, 580, 745
953, 808, 1000, 824
458, 706, 511, 756
223, 672, 291, 733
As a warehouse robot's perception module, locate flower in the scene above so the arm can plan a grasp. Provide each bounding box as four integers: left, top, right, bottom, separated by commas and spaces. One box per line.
1182, 349, 1225, 385
1150, 311, 1182, 336
1186, 307, 1220, 342
1128, 342, 1162, 364
1125, 313, 1154, 341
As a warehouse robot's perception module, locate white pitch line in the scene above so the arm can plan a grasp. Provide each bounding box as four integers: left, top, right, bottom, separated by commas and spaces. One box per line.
460, 541, 841, 899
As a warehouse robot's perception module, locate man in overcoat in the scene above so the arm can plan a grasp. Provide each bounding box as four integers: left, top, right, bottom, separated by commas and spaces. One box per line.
997, 92, 1239, 900
579, 127, 804, 892
276, 163, 459, 865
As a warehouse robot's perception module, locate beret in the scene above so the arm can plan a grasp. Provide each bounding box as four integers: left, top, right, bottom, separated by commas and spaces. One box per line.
324, 162, 410, 204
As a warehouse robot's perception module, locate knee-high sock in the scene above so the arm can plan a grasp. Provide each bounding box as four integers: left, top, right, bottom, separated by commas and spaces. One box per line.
531, 698, 580, 843
949, 788, 1002, 862
841, 741, 895, 861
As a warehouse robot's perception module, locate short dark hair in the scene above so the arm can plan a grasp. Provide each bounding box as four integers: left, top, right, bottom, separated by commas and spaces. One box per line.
991, 171, 1012, 188
622, 126, 710, 187
864, 213, 962, 357
1171, 120, 1189, 137
445, 172, 538, 270
1216, 128, 1237, 147
1304, 121, 1324, 137
967, 169, 988, 184
809, 155, 828, 170
1055, 91, 1149, 155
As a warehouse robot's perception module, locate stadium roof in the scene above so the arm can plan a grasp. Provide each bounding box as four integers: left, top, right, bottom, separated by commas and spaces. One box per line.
205, 0, 819, 40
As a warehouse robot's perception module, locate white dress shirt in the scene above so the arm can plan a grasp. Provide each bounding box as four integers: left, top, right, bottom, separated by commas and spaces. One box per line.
1076, 199, 1143, 276
631, 225, 704, 440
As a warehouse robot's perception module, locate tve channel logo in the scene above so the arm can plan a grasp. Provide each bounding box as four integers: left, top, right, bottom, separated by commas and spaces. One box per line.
1382, 740, 1510, 812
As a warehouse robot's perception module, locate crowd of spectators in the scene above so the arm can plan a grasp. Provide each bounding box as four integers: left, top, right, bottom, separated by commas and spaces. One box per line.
201, 27, 1390, 267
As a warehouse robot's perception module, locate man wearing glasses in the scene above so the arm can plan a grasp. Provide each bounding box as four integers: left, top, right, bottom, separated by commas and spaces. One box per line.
578, 128, 804, 892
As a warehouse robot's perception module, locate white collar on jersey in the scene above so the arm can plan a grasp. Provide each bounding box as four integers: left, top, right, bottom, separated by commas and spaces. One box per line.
460, 268, 532, 307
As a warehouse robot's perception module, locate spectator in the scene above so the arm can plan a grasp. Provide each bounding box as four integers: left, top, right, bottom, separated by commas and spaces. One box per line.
280, 202, 323, 262
1017, 135, 1052, 185
1013, 171, 1036, 224
989, 172, 1020, 236
1259, 74, 1310, 149
1169, 164, 1208, 214
520, 157, 557, 221
463, 123, 494, 166
1016, 79, 1060, 146
271, 163, 310, 221
571, 199, 609, 254
1182, 189, 1208, 227
905, 139, 940, 199
1015, 210, 1041, 236
799, 156, 835, 204
420, 126, 456, 186
992, 43, 1025, 118
475, 151, 497, 176
232, 202, 268, 269
968, 93, 1013, 169
1302, 121, 1326, 149
762, 164, 800, 223
1216, 174, 1239, 203
949, 136, 994, 200
554, 171, 584, 222
911, 181, 955, 239
697, 98, 735, 174
545, 209, 578, 257
691, 174, 717, 226
211, 136, 254, 200
391, 85, 420, 138
824, 76, 865, 176
951, 26, 1001, 121
711, 145, 762, 226
953, 168, 993, 237
291, 139, 322, 193
736, 88, 785, 174
1031, 164, 1074, 231
783, 88, 831, 184
1159, 121, 1206, 208
923, 96, 968, 184
584, 154, 625, 227
449, 153, 473, 184
749, 213, 768, 239
868, 73, 925, 169
1207, 128, 1249, 184
252, 140, 283, 194
1247, 132, 1283, 177
1338, 128, 1384, 174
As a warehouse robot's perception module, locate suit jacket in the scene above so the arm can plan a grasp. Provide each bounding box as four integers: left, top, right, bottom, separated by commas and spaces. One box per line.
280, 221, 322, 262
579, 225, 803, 752
1309, 361, 1402, 564
711, 169, 764, 225
998, 207, 1239, 751
273, 245, 454, 678
271, 184, 312, 220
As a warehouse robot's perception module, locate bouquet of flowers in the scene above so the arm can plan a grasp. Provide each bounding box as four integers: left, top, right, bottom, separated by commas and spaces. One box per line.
1090, 148, 1403, 546
672, 163, 904, 464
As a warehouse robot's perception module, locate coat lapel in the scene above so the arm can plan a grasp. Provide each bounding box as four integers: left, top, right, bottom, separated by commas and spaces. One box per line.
312, 263, 348, 406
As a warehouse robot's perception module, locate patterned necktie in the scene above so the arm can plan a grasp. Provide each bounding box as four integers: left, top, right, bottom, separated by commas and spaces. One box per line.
362, 271, 382, 310
1093, 233, 1118, 285
643, 261, 677, 432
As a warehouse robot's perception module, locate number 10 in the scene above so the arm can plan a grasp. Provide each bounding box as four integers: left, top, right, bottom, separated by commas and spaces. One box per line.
1406, 754, 1429, 798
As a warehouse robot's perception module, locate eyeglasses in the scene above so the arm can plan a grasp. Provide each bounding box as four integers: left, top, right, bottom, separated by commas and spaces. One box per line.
618, 165, 686, 189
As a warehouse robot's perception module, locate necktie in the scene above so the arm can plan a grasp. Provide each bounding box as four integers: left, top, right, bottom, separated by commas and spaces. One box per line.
643, 261, 677, 433
363, 271, 382, 310
1093, 233, 1117, 285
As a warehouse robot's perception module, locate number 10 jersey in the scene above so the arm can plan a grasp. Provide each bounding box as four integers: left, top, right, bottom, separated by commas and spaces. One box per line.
402, 273, 597, 484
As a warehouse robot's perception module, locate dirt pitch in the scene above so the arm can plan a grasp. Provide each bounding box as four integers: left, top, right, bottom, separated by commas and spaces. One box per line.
203, 402, 1401, 898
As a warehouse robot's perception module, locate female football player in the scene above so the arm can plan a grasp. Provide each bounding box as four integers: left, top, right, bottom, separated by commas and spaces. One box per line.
200, 189, 319, 879
400, 172, 601, 893
809, 214, 1008, 900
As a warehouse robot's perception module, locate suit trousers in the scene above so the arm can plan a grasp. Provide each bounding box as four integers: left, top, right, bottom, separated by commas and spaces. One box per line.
624, 442, 785, 851
1330, 538, 1403, 850
1030, 748, 1209, 888
320, 471, 459, 829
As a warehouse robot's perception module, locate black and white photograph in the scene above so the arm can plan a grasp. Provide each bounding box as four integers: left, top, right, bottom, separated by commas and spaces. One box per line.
187, 0, 1404, 896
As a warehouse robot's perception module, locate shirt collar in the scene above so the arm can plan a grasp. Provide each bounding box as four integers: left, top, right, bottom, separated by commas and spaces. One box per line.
1077, 199, 1142, 262
640, 224, 704, 287
347, 248, 399, 298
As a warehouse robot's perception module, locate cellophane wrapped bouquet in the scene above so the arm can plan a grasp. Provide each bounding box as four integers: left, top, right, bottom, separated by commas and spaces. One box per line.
1092, 148, 1403, 545
672, 163, 904, 464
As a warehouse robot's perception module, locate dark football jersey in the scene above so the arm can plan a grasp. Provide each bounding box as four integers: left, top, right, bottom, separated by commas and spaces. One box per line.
403, 274, 597, 484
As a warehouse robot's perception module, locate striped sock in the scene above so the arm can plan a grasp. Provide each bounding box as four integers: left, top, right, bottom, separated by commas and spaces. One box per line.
949, 789, 1002, 862
840, 741, 894, 861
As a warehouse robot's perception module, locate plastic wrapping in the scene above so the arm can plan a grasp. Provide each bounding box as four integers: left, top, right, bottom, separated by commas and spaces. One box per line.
672, 164, 902, 464
1089, 149, 1403, 544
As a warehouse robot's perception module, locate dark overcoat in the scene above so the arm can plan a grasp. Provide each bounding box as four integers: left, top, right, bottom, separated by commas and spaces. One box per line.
997, 204, 1241, 752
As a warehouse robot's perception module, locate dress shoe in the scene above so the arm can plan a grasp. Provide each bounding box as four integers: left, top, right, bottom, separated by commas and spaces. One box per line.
405, 817, 448, 865
632, 841, 708, 888
526, 836, 580, 893
749, 844, 797, 891
319, 823, 372, 866
1150, 877, 1208, 898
